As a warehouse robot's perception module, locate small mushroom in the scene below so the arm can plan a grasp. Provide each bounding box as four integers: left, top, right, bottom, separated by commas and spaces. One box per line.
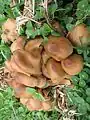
67, 24, 90, 46
61, 54, 84, 75
44, 36, 73, 61
1, 19, 18, 42
52, 20, 64, 35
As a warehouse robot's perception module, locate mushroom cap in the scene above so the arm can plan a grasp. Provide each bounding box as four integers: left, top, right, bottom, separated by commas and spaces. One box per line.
10, 36, 25, 53
61, 54, 84, 75
20, 98, 28, 105
2, 19, 16, 32
5, 59, 13, 72
14, 86, 32, 98
59, 78, 71, 85
44, 36, 73, 61
20, 97, 52, 111
42, 51, 50, 64
10, 56, 30, 76
41, 51, 50, 78
67, 24, 90, 46
25, 37, 43, 52
26, 98, 42, 111
1, 19, 18, 42
5, 78, 32, 98
46, 58, 66, 84
42, 100, 52, 111
52, 20, 64, 35
14, 72, 48, 88
12, 50, 41, 75
42, 64, 50, 78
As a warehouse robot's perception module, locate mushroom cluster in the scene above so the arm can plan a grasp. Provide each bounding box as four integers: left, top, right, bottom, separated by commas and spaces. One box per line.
2, 19, 84, 111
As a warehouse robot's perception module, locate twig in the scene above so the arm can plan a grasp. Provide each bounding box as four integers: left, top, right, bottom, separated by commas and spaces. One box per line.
32, 0, 35, 15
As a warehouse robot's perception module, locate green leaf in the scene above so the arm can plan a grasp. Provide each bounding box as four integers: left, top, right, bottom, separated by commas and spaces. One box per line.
86, 88, 90, 96
79, 80, 86, 87
77, 0, 88, 10
64, 3, 73, 13
26, 21, 33, 30
78, 103, 87, 114
71, 76, 79, 85
26, 21, 37, 38
12, 6, 20, 17
35, 7, 45, 20
51, 31, 61, 36
26, 87, 36, 94
0, 44, 11, 60
83, 68, 90, 74
66, 23, 74, 31
79, 71, 89, 80
76, 47, 83, 54
86, 97, 90, 103
34, 93, 45, 101
48, 3, 57, 15
26, 87, 45, 101
66, 91, 75, 105
19, 27, 25, 35
40, 23, 51, 36
43, 36, 48, 43
0, 14, 6, 25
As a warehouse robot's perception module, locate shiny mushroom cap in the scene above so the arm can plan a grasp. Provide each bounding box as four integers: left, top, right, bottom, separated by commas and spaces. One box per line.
61, 54, 84, 75
44, 36, 73, 61
12, 49, 42, 75
46, 58, 66, 84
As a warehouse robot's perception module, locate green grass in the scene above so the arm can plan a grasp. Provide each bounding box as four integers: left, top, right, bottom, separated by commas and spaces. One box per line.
0, 87, 59, 120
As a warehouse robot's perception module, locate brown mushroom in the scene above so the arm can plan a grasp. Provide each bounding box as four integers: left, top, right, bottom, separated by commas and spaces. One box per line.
52, 20, 64, 35
67, 24, 90, 46
10, 36, 26, 53
25, 37, 43, 52
26, 98, 43, 111
44, 36, 73, 61
13, 72, 50, 88
42, 100, 52, 111
1, 19, 18, 42
46, 58, 66, 84
41, 51, 50, 78
12, 49, 41, 75
20, 98, 52, 111
6, 79, 32, 98
10, 56, 30, 76
61, 54, 84, 75
59, 78, 71, 86
5, 59, 13, 72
